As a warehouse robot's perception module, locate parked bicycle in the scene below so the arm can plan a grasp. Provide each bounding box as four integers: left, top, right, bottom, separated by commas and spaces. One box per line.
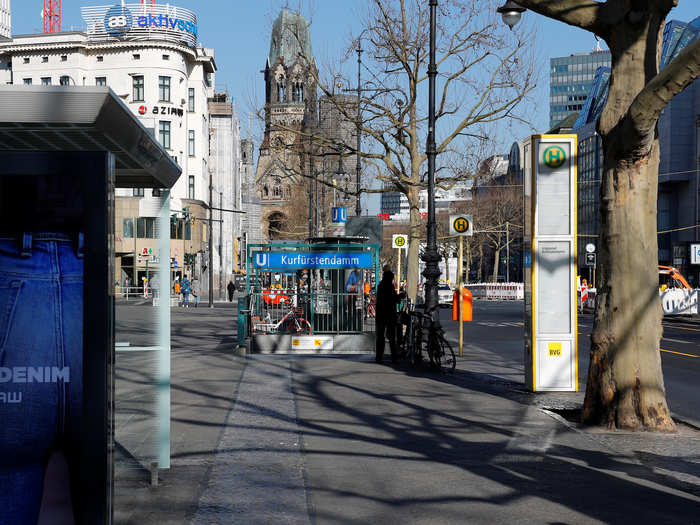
265, 306, 312, 334
397, 299, 423, 368
399, 300, 455, 372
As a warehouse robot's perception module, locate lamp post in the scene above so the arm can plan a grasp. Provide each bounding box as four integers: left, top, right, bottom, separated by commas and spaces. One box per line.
355, 37, 363, 217
422, 0, 441, 318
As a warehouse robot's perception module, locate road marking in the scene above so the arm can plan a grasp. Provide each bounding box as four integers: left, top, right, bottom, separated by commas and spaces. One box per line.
662, 324, 700, 332
660, 348, 699, 358
661, 337, 691, 344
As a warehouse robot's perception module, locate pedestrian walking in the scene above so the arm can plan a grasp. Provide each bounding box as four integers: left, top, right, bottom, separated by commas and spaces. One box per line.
375, 269, 404, 364
191, 278, 200, 307
227, 280, 235, 302
181, 275, 191, 307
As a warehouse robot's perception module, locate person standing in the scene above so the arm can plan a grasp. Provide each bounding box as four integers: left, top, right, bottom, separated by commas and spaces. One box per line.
345, 269, 363, 331
375, 269, 404, 364
227, 280, 235, 302
181, 275, 191, 308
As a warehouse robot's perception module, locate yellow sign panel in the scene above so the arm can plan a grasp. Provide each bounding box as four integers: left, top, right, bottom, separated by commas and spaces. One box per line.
453, 217, 469, 233
395, 236, 405, 247
548, 342, 562, 357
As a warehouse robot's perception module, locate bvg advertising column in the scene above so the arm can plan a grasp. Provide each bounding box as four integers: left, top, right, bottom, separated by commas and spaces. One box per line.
524, 135, 578, 392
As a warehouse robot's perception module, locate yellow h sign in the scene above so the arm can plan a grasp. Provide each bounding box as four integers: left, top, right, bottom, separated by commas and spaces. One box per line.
543, 146, 567, 169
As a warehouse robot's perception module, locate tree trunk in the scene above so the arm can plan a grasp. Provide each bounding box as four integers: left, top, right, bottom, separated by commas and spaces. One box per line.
491, 247, 500, 283
477, 243, 483, 282
582, 136, 675, 432
406, 186, 421, 302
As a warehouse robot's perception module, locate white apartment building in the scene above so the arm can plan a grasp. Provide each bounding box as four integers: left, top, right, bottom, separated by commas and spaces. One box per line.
0, 3, 242, 293
0, 0, 9, 40
391, 183, 473, 222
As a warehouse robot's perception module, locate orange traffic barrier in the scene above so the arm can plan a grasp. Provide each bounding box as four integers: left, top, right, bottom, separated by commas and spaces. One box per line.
452, 288, 473, 321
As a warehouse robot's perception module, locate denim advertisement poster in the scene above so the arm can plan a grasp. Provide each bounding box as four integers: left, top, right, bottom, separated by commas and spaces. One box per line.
0, 174, 84, 524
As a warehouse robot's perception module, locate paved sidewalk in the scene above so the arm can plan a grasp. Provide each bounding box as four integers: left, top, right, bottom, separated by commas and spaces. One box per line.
114, 308, 700, 523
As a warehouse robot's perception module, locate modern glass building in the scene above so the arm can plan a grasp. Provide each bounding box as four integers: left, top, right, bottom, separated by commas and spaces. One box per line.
550, 49, 611, 129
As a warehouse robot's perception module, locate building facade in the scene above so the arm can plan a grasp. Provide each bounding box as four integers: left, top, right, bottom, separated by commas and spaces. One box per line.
254, 9, 360, 241
208, 92, 243, 294
0, 3, 243, 293
550, 48, 611, 129
0, 0, 9, 40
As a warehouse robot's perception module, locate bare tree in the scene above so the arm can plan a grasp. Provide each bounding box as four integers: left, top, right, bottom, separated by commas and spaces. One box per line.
516, 0, 700, 431
273, 0, 537, 302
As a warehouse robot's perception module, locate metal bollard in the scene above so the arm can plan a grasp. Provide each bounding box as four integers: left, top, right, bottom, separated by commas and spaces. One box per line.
237, 295, 249, 346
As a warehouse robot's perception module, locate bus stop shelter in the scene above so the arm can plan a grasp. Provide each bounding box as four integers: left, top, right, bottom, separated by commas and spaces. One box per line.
0, 86, 180, 524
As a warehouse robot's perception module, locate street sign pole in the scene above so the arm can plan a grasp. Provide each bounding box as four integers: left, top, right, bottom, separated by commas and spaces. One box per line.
458, 235, 463, 357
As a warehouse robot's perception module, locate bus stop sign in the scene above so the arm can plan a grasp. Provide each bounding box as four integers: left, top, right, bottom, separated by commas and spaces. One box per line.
449, 214, 473, 236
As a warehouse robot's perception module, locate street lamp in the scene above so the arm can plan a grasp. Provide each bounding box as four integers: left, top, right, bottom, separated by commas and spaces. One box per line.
497, 0, 525, 30
422, 0, 441, 319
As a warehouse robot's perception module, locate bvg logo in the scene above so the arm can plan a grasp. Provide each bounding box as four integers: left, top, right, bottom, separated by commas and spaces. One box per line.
255, 253, 268, 267
542, 145, 567, 169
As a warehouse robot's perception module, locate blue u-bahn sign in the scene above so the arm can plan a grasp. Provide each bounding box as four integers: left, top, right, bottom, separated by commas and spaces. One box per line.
331, 207, 347, 223
253, 251, 371, 269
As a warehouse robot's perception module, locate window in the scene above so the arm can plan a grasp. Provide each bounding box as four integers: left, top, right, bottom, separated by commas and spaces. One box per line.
23, 78, 32, 85
61, 55, 67, 62
158, 121, 171, 149
188, 175, 195, 199
23, 57, 29, 64
132, 75, 144, 101
162, 54, 169, 61
95, 77, 106, 86
96, 56, 104, 62
42, 56, 48, 63
188, 88, 195, 112
60, 76, 70, 86
158, 76, 171, 102
41, 77, 51, 86
136, 217, 156, 238
132, 53, 140, 60
133, 188, 144, 197
188, 130, 195, 156
123, 218, 134, 238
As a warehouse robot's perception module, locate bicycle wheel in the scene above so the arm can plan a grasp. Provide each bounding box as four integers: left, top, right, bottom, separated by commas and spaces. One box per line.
429, 332, 456, 372
410, 322, 423, 368
294, 318, 312, 334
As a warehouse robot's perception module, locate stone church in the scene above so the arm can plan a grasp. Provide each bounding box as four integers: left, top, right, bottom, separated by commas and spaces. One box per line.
255, 9, 358, 242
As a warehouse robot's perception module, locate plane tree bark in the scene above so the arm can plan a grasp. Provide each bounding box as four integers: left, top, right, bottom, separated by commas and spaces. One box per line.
517, 0, 700, 431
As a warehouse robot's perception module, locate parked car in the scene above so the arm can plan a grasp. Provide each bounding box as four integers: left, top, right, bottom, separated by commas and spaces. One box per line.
438, 284, 453, 307
262, 288, 290, 305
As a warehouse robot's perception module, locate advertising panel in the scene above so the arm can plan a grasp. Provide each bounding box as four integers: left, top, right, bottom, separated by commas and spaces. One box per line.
82, 3, 198, 47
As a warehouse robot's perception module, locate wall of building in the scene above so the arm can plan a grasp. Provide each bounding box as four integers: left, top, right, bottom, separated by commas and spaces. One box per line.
550, 50, 611, 129
0, 0, 10, 40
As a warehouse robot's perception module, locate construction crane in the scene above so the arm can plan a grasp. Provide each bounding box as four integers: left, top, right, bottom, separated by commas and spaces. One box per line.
42, 0, 61, 33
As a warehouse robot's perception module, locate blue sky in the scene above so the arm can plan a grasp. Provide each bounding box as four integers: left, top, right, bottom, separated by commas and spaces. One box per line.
7, 1, 699, 211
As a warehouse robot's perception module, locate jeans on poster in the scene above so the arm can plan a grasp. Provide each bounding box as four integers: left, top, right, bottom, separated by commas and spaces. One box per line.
0, 235, 83, 525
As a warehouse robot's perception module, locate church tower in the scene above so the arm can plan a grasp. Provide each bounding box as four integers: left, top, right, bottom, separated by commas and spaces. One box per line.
255, 9, 317, 240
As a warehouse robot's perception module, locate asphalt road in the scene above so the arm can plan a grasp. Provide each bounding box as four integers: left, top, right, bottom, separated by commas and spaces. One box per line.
438, 300, 700, 425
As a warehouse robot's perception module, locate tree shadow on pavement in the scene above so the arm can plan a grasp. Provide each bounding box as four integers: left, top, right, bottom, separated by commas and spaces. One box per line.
283, 356, 699, 524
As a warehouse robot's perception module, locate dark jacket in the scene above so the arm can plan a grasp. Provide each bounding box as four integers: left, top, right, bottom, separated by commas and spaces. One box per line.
376, 278, 401, 321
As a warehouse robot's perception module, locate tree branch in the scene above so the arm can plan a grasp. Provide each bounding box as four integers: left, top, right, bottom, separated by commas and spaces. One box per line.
515, 0, 606, 36
627, 36, 700, 145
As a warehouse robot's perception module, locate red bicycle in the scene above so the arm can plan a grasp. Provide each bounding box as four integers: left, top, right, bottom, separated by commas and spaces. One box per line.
275, 306, 312, 333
